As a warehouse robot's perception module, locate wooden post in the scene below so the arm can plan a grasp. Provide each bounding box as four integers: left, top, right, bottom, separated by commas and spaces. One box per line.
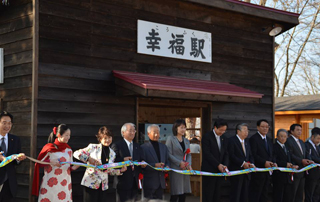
29, 0, 39, 201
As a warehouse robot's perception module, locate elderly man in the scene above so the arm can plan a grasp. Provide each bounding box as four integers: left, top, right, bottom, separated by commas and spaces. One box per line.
285, 124, 313, 202
305, 127, 320, 202
111, 123, 146, 202
272, 129, 297, 202
228, 123, 254, 202
0, 111, 26, 202
141, 124, 169, 200
249, 119, 277, 202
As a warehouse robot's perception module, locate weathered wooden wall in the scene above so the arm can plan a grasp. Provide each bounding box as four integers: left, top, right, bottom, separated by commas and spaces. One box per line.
0, 0, 33, 201
36, 0, 275, 201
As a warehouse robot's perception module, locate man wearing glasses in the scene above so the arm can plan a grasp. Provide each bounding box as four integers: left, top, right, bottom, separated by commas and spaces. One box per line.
249, 119, 277, 202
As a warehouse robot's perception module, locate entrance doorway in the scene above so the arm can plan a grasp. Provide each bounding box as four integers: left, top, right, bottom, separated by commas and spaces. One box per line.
136, 97, 212, 198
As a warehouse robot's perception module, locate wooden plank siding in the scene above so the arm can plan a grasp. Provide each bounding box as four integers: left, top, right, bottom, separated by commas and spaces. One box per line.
0, 0, 33, 201
36, 0, 275, 201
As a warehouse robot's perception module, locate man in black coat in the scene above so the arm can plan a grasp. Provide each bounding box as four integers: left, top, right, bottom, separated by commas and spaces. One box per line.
201, 119, 229, 202
228, 123, 255, 202
249, 119, 277, 202
272, 129, 297, 202
141, 124, 169, 200
285, 124, 313, 202
111, 123, 146, 202
0, 111, 26, 202
305, 127, 320, 202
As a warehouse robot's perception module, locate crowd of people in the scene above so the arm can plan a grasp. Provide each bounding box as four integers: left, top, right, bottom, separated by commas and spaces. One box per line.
1, 110, 320, 202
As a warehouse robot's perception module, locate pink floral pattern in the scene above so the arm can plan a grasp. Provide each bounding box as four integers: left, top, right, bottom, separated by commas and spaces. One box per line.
38, 148, 73, 201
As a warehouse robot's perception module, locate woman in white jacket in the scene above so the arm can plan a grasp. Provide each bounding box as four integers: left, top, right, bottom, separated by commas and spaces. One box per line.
74, 126, 126, 202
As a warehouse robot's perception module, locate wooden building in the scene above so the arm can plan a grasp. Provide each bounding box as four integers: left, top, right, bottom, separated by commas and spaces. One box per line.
275, 95, 320, 141
0, 0, 299, 201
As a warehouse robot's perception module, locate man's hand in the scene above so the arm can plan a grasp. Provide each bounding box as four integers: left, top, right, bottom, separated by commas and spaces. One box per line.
0, 153, 5, 161
155, 162, 165, 168
286, 163, 293, 168
124, 156, 132, 161
218, 164, 227, 173
243, 162, 251, 169
120, 165, 127, 172
141, 161, 147, 168
249, 163, 255, 168
271, 163, 278, 167
302, 159, 313, 166
292, 165, 299, 169
265, 161, 273, 168
16, 153, 26, 161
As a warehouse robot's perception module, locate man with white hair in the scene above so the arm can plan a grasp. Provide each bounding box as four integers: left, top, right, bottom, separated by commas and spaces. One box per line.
112, 123, 146, 202
141, 124, 169, 200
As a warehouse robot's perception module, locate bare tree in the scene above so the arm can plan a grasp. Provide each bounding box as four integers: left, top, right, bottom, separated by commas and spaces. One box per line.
240, 0, 320, 96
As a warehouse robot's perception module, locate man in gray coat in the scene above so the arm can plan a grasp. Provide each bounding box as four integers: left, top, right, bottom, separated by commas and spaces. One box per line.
141, 124, 170, 200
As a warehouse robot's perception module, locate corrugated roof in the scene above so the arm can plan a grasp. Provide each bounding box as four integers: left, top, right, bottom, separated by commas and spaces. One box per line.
275, 95, 320, 111
113, 70, 263, 99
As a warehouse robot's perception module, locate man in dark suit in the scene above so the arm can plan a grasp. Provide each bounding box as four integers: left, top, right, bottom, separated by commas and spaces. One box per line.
111, 123, 146, 202
285, 124, 313, 202
228, 123, 255, 202
141, 124, 169, 200
0, 111, 26, 202
305, 127, 320, 202
201, 119, 229, 202
272, 129, 297, 202
249, 119, 277, 202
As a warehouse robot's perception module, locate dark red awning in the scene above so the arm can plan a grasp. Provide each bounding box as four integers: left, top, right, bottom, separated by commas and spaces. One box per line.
113, 70, 263, 99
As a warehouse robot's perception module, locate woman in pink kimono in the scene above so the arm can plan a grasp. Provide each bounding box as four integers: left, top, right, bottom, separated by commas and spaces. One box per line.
32, 124, 79, 202
73, 126, 126, 202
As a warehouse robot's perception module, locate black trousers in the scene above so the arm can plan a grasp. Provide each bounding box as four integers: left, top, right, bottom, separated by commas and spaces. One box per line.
284, 175, 305, 202
202, 176, 223, 202
144, 185, 163, 200
230, 175, 249, 202
272, 173, 291, 202
170, 194, 186, 202
83, 186, 116, 202
305, 178, 320, 202
117, 180, 139, 202
0, 180, 14, 202
249, 172, 270, 202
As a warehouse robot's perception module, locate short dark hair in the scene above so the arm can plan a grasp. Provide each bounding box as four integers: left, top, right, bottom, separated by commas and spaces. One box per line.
290, 124, 302, 132
172, 119, 186, 136
0, 111, 13, 123
213, 119, 228, 129
96, 126, 113, 142
276, 129, 288, 137
311, 127, 320, 137
257, 119, 269, 126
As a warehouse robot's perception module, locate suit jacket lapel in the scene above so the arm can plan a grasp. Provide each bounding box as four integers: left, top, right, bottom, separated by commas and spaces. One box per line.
291, 137, 303, 156
211, 131, 220, 155
121, 139, 131, 157
148, 141, 159, 162
235, 137, 245, 157
7, 134, 13, 155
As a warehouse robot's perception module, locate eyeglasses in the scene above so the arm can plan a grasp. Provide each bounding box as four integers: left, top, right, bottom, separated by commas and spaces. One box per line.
127, 130, 136, 133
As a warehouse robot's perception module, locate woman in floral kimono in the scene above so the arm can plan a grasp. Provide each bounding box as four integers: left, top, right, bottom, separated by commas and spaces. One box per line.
32, 124, 79, 202
73, 126, 126, 202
